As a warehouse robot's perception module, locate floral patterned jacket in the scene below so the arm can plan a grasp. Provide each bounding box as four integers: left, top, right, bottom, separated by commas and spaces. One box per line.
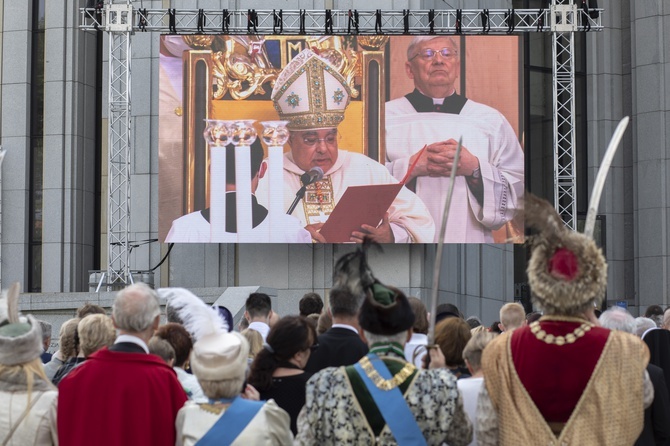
295, 356, 472, 445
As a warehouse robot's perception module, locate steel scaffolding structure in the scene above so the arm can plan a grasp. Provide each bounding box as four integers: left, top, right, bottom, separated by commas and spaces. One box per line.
80, 2, 602, 285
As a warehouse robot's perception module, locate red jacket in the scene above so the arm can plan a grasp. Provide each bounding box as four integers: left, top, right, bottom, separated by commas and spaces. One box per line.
58, 347, 188, 446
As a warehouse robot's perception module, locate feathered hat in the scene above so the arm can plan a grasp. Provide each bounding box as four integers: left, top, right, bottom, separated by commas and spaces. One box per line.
524, 194, 607, 315
157, 288, 248, 381
332, 241, 415, 335
271, 49, 351, 131
0, 283, 43, 366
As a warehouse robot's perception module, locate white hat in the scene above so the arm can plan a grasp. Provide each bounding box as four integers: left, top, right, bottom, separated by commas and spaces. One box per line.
0, 283, 42, 366
158, 288, 248, 381
271, 49, 351, 130
190, 331, 249, 381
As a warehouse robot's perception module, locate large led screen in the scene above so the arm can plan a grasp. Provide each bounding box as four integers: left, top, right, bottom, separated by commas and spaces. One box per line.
158, 35, 524, 244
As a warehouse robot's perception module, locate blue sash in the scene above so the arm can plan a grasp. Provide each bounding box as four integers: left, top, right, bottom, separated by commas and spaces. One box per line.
195, 397, 265, 446
353, 354, 427, 446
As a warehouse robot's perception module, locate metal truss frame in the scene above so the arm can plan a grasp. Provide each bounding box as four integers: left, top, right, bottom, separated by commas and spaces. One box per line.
80, 1, 602, 285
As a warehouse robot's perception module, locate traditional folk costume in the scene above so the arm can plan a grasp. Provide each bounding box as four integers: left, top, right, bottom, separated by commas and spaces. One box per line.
58, 347, 188, 446
256, 49, 435, 243
164, 288, 293, 446
0, 283, 58, 446
295, 244, 472, 445
385, 90, 524, 243
477, 195, 652, 445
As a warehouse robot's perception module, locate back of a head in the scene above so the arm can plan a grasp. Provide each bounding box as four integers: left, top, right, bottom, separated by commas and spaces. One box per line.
240, 328, 263, 358
526, 312, 542, 324
148, 337, 176, 365
316, 311, 332, 335
248, 316, 316, 391
462, 331, 498, 373
663, 308, 670, 329
599, 307, 635, 334
435, 303, 462, 324
408, 297, 428, 335
635, 317, 657, 338
245, 293, 272, 319
299, 293, 324, 317
435, 317, 472, 367
499, 302, 525, 331
329, 288, 360, 318
155, 322, 193, 368
59, 317, 82, 359
112, 283, 161, 333
226, 139, 264, 184
38, 320, 52, 341
466, 316, 482, 330
78, 314, 116, 357
77, 303, 106, 319
645, 305, 664, 318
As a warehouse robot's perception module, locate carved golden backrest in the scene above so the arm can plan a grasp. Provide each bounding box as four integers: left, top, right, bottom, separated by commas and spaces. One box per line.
182, 35, 387, 214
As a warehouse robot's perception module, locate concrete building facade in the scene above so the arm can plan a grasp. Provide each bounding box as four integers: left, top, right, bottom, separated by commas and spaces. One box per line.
1, 0, 664, 333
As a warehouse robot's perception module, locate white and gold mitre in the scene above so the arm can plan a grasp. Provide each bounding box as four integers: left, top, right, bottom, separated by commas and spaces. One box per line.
271, 49, 351, 131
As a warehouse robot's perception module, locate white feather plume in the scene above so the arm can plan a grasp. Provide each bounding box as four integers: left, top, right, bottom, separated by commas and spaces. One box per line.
157, 288, 228, 341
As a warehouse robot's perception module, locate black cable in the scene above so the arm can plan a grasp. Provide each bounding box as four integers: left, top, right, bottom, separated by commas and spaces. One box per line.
273, 9, 283, 34
299, 9, 306, 34
481, 9, 490, 34
168, 8, 176, 34
222, 9, 230, 33
580, 0, 591, 31
375, 9, 382, 34
428, 9, 435, 34
148, 243, 174, 272
197, 9, 205, 33
138, 8, 148, 32
505, 9, 515, 34
403, 9, 409, 34
325, 9, 333, 34
455, 9, 462, 34
354, 10, 359, 34
247, 9, 258, 34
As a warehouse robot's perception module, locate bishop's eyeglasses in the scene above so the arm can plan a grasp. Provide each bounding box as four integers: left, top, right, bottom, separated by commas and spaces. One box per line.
300, 132, 339, 147
410, 47, 459, 61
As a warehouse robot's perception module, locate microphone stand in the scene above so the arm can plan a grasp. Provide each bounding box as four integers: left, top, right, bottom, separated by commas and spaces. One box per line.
287, 185, 308, 215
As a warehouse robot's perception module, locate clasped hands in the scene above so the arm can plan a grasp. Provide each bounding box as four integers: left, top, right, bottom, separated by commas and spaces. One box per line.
409, 138, 479, 179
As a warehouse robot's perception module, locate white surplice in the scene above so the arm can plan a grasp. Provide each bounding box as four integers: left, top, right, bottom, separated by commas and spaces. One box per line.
385, 97, 524, 243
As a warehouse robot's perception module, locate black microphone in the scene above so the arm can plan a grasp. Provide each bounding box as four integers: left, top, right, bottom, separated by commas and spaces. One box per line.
288, 167, 325, 215
300, 167, 324, 186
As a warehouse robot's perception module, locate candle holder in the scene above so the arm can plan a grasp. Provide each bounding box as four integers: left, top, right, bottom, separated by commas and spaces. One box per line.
230, 119, 258, 147
260, 120, 290, 147
203, 119, 236, 243
230, 120, 258, 242
203, 119, 236, 147
260, 121, 289, 242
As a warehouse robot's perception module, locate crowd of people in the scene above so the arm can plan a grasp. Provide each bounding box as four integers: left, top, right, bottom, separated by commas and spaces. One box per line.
1, 194, 668, 444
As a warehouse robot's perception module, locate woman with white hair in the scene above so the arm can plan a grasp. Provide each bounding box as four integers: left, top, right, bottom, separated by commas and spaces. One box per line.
0, 283, 58, 445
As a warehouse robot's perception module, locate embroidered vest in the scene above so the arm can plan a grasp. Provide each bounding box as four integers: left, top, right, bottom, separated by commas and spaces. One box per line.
482, 330, 648, 445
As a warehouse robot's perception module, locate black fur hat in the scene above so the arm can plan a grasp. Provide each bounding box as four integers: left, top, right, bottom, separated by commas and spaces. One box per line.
358, 283, 415, 335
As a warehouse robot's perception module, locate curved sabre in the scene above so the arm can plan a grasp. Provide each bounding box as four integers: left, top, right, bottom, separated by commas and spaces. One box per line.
584, 116, 629, 238
428, 137, 462, 345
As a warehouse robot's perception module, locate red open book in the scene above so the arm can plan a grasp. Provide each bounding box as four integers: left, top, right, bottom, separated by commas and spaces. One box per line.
318, 183, 403, 243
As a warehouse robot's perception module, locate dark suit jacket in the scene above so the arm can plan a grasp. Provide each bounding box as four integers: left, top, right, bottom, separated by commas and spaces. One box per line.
636, 363, 670, 446
109, 342, 147, 354
305, 327, 368, 375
